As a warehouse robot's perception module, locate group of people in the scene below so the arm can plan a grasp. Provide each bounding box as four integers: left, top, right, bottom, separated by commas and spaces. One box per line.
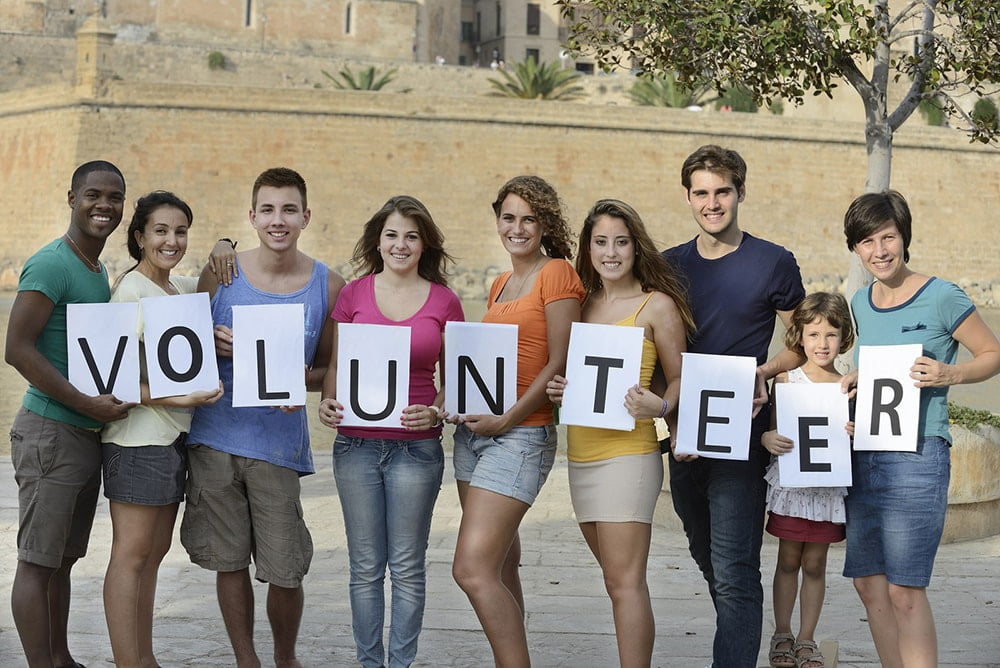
5, 144, 999, 668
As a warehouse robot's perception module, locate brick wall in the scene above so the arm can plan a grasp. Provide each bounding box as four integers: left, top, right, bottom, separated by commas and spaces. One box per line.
1, 78, 998, 304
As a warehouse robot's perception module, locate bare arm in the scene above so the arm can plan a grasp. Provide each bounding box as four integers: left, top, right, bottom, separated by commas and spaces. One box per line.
4, 291, 134, 423
317, 322, 343, 429
911, 311, 1000, 387
761, 373, 794, 455
307, 272, 346, 392
464, 297, 580, 436
624, 292, 685, 421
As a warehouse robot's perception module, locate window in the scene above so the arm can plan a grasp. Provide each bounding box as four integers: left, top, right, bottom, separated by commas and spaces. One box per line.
244, 0, 254, 27
575, 62, 595, 74
526, 48, 539, 64
496, 2, 501, 37
345, 2, 353, 35
461, 21, 475, 43
526, 4, 540, 36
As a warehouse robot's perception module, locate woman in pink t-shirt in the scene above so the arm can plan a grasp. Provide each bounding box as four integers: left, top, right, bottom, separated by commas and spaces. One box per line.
451, 175, 585, 667
318, 195, 464, 668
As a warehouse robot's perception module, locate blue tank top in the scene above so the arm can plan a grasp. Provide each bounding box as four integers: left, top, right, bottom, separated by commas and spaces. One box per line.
186, 259, 330, 474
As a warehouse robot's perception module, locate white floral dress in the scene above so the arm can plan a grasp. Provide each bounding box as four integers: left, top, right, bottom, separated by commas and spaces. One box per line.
764, 366, 847, 524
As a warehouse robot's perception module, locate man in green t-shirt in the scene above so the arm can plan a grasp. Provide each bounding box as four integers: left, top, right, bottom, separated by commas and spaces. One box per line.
4, 160, 135, 667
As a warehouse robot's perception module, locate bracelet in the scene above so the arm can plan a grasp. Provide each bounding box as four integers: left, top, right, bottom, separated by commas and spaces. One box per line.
427, 404, 443, 427
656, 399, 669, 419
218, 237, 238, 249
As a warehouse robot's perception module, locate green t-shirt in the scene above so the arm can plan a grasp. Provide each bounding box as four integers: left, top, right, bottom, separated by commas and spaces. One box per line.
18, 238, 112, 429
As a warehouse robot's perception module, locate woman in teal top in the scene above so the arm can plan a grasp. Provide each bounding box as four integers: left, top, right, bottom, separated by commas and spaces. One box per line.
842, 190, 1000, 667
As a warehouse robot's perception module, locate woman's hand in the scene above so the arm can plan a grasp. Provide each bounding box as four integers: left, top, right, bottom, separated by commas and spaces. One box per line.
208, 240, 238, 285
318, 398, 344, 429
461, 413, 511, 437
624, 384, 666, 420
401, 404, 442, 431
911, 356, 959, 388
762, 429, 794, 456
546, 375, 567, 405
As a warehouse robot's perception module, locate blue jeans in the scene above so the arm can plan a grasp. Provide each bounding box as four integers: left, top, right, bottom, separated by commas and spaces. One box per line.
333, 435, 444, 668
668, 446, 768, 668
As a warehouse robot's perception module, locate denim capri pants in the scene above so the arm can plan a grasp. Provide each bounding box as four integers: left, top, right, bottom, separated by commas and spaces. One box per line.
843, 435, 950, 587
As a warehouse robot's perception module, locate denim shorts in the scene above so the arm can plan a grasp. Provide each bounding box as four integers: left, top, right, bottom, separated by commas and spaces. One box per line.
102, 436, 187, 505
452, 423, 557, 506
844, 436, 950, 587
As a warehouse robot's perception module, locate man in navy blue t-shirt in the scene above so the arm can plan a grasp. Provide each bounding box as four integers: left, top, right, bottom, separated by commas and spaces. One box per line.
662, 145, 805, 668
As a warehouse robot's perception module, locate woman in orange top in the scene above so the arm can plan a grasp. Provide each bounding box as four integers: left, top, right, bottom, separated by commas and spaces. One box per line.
451, 175, 585, 667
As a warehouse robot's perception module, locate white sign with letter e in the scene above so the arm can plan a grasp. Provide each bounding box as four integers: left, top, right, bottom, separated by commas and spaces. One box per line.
775, 382, 852, 487
674, 352, 756, 460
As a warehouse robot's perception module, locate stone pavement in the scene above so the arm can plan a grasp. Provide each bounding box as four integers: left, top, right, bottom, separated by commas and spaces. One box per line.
1, 446, 998, 667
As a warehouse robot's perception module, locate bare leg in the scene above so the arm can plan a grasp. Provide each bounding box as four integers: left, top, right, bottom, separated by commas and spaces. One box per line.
772, 539, 803, 636
593, 521, 655, 668
12, 560, 57, 667
888, 584, 937, 668
217, 569, 261, 668
267, 584, 304, 668
502, 532, 524, 618
138, 504, 178, 667
453, 483, 531, 668
105, 501, 177, 668
796, 542, 829, 643
854, 575, 903, 668
47, 559, 75, 668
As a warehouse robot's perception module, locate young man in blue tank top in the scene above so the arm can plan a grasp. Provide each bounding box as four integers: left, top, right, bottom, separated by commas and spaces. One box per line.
181, 167, 345, 668
5, 160, 134, 667
661, 145, 806, 668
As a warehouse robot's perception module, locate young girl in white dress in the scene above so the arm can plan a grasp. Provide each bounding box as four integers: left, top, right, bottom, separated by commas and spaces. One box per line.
762, 292, 854, 668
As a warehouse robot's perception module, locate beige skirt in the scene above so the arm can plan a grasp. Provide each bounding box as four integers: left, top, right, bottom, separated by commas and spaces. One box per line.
568, 451, 664, 524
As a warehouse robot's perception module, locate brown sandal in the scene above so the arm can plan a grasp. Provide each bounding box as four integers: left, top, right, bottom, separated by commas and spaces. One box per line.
768, 632, 796, 668
793, 639, 825, 668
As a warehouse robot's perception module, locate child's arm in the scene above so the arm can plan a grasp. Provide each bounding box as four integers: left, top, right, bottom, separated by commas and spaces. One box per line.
761, 371, 794, 456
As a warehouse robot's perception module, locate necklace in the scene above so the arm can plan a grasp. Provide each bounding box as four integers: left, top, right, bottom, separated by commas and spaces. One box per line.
503, 255, 545, 301
63, 234, 101, 272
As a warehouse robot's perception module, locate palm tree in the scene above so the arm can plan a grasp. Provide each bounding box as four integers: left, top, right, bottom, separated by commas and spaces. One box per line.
488, 59, 585, 101
322, 65, 398, 91
628, 72, 714, 108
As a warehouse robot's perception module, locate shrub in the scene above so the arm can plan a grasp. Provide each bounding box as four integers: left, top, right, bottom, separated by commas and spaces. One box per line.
208, 51, 226, 70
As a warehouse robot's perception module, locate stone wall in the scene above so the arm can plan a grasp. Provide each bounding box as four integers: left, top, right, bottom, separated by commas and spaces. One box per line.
1, 74, 999, 303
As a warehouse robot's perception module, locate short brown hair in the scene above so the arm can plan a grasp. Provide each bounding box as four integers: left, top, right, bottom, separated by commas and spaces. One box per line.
680, 145, 747, 192
252, 167, 307, 209
843, 190, 912, 263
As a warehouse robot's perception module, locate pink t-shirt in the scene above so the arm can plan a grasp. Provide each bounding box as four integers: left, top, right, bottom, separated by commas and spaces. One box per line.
332, 273, 465, 440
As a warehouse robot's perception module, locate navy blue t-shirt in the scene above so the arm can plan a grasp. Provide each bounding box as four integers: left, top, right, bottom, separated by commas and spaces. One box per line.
664, 233, 805, 438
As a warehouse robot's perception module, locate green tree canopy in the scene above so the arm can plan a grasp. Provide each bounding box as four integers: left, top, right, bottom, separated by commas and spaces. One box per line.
558, 0, 1000, 190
